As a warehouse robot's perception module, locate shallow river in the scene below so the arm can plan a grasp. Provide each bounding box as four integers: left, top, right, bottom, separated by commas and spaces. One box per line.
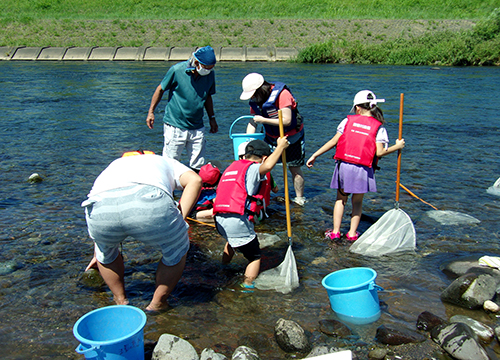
1, 61, 500, 359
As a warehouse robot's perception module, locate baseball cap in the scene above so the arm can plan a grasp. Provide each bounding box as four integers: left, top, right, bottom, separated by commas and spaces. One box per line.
240, 73, 264, 100
238, 141, 250, 157
350, 90, 385, 112
193, 46, 216, 66
199, 163, 221, 186
245, 139, 271, 157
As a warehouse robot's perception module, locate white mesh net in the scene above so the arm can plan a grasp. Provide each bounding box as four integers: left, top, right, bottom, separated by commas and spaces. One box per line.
254, 245, 299, 294
349, 208, 416, 257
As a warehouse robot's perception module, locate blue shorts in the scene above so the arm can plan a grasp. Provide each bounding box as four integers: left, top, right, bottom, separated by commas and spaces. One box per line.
84, 185, 189, 266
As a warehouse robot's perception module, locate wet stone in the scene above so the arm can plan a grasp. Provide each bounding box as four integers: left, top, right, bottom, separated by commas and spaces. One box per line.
368, 347, 387, 360
431, 322, 489, 360
416, 311, 447, 332
375, 325, 427, 345
0, 260, 21, 276
440, 272, 497, 309
318, 319, 352, 337
79, 269, 105, 289
449, 315, 494, 342
274, 318, 311, 353
232, 346, 260, 360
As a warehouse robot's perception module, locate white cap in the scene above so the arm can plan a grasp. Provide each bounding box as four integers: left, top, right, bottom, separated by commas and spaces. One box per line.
238, 141, 250, 157
350, 90, 385, 112
240, 73, 264, 100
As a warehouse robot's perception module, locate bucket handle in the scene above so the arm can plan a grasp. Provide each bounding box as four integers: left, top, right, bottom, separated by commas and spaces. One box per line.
229, 116, 261, 138
76, 344, 100, 357
368, 282, 384, 291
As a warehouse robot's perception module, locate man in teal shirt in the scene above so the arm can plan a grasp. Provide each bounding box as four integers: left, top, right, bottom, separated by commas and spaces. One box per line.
147, 46, 218, 170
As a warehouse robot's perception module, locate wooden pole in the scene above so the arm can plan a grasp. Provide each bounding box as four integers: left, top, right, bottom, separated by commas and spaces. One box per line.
278, 110, 293, 244
396, 93, 404, 203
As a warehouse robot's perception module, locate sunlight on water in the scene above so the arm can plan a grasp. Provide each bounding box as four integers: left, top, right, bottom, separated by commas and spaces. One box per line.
1, 61, 500, 358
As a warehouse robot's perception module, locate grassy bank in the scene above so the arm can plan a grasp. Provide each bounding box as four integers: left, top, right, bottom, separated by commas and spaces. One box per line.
1, 0, 499, 65
297, 9, 500, 66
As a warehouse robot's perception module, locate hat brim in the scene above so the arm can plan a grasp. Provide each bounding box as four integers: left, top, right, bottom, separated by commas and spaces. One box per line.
240, 90, 257, 101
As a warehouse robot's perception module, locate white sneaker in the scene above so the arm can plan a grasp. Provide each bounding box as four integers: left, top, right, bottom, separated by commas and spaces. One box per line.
292, 197, 307, 206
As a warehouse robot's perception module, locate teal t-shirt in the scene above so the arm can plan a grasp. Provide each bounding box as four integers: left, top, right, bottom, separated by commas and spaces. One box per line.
160, 60, 216, 130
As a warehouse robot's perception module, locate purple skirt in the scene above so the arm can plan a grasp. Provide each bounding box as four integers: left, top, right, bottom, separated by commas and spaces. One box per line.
330, 161, 377, 194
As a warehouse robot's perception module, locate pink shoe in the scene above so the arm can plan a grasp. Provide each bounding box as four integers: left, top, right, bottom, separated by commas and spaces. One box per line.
346, 231, 360, 242
324, 229, 341, 240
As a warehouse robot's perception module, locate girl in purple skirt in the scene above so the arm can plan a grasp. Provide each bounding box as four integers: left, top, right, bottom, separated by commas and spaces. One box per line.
306, 90, 405, 241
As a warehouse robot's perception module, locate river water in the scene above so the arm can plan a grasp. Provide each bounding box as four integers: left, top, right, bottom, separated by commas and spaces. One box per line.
1, 61, 500, 359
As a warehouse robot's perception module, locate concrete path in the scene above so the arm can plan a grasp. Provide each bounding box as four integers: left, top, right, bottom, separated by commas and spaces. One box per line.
0, 46, 299, 61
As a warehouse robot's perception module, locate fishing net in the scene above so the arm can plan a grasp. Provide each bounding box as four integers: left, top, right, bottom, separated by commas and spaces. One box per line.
426, 210, 480, 225
349, 208, 416, 257
254, 245, 299, 294
487, 177, 500, 197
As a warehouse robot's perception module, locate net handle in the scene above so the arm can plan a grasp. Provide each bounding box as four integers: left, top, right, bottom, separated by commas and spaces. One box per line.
278, 110, 293, 244
395, 93, 404, 203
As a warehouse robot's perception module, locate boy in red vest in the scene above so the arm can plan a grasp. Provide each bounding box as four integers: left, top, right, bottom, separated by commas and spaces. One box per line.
213, 137, 289, 288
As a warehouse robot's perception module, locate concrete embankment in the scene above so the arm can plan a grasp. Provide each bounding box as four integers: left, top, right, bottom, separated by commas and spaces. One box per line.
0, 46, 298, 61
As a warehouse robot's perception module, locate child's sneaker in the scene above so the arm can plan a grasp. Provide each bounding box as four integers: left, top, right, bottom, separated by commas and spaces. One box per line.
345, 231, 360, 242
324, 229, 341, 240
240, 282, 255, 293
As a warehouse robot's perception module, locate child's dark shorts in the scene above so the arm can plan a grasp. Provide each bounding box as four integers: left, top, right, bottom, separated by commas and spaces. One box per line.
235, 236, 261, 262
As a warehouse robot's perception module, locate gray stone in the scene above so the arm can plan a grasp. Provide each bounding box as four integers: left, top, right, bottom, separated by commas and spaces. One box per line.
375, 324, 426, 345
201, 348, 227, 360
231, 346, 259, 360
274, 318, 311, 353
484, 299, 500, 312
440, 272, 497, 309
305, 345, 343, 358
368, 347, 388, 360
431, 322, 489, 360
152, 334, 199, 360
449, 315, 494, 342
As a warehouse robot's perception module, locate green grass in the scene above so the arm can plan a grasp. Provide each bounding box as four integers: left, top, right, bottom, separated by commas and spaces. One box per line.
296, 9, 500, 65
0, 0, 497, 20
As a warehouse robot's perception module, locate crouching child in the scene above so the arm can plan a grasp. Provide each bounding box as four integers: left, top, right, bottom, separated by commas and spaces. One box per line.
213, 138, 289, 288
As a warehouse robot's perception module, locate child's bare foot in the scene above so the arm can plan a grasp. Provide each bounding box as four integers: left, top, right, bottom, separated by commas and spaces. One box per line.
113, 296, 129, 305
145, 302, 170, 312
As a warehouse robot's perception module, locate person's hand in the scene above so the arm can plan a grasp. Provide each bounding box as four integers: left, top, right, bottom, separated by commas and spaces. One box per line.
146, 112, 155, 129
396, 138, 405, 149
253, 115, 265, 124
276, 136, 289, 150
85, 255, 98, 272
306, 156, 316, 168
209, 118, 218, 133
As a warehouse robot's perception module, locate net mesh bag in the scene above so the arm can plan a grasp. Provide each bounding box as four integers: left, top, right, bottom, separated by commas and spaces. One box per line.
254, 245, 299, 294
349, 208, 416, 257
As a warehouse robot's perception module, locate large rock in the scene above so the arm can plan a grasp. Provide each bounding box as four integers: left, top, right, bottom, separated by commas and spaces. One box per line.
449, 315, 494, 343
152, 334, 199, 360
375, 325, 426, 345
416, 311, 447, 332
274, 318, 311, 353
201, 348, 228, 360
440, 272, 498, 309
431, 322, 489, 360
231, 346, 259, 360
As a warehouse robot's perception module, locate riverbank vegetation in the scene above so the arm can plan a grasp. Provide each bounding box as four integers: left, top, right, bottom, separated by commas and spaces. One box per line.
1, 0, 499, 65
297, 9, 500, 66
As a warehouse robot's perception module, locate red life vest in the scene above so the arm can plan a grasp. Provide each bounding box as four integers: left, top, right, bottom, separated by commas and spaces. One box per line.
334, 115, 381, 168
213, 160, 270, 222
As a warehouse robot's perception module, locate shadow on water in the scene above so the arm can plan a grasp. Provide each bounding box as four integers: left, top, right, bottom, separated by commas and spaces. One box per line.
1, 61, 500, 358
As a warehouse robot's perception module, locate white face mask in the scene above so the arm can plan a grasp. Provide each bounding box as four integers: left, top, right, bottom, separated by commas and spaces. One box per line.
196, 64, 212, 76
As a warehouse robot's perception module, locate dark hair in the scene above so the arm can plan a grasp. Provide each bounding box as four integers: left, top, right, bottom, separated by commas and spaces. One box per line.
252, 81, 272, 106
357, 103, 385, 124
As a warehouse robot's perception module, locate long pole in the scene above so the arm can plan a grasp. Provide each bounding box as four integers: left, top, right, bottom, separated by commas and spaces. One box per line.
278, 110, 292, 245
395, 93, 404, 204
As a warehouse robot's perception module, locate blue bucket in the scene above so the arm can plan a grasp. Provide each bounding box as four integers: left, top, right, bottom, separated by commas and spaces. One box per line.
73, 305, 147, 360
321, 267, 383, 325
229, 116, 265, 160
